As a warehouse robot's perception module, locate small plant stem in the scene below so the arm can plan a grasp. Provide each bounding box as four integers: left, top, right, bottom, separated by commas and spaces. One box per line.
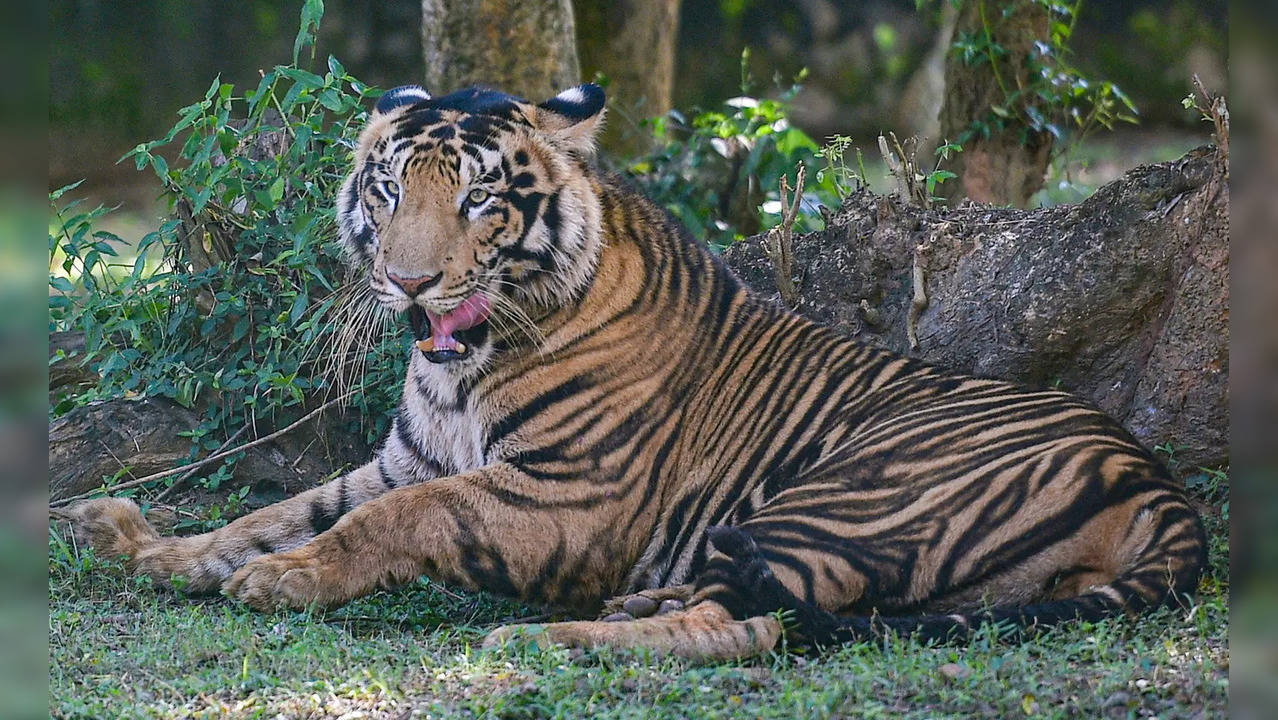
764, 164, 805, 307
979, 0, 1011, 98
1066, 0, 1083, 38
260, 69, 296, 143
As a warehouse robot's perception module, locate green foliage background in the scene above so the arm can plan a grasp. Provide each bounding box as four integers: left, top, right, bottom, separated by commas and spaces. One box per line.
50, 10, 408, 505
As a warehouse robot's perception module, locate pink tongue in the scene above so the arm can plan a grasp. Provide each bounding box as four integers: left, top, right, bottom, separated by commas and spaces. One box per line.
425, 294, 491, 351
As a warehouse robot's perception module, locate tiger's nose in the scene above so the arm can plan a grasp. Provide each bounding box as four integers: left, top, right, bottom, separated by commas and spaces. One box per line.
386, 270, 442, 298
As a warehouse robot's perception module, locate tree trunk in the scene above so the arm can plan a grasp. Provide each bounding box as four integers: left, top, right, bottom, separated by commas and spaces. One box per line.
939, 0, 1052, 207
574, 0, 682, 156
895, 0, 959, 158
421, 0, 580, 101
725, 145, 1229, 470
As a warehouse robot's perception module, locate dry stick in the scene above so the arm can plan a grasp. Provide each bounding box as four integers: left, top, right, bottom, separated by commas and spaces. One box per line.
878, 131, 927, 207
764, 164, 806, 307
907, 255, 929, 351
503, 612, 554, 625
425, 577, 467, 602
1192, 73, 1229, 156
51, 390, 356, 508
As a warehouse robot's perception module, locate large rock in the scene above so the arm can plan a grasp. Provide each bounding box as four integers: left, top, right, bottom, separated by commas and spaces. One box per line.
724, 145, 1228, 470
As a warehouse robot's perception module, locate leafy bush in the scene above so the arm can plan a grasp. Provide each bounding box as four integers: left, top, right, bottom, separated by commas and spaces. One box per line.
947, 0, 1137, 152
622, 50, 849, 249
49, 6, 405, 498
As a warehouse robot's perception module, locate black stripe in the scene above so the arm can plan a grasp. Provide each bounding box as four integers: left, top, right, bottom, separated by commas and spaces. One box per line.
308, 500, 339, 536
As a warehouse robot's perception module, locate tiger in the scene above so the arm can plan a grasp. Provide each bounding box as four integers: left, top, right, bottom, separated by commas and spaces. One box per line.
61, 82, 1207, 661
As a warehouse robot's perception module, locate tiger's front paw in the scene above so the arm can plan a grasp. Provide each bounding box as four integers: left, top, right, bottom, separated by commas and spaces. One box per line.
224, 550, 336, 611
56, 497, 160, 561
55, 498, 218, 591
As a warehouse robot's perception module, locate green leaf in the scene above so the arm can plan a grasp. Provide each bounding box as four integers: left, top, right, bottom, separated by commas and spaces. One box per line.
150, 154, 169, 179
281, 67, 325, 91
293, 0, 325, 64
50, 180, 85, 201
288, 293, 309, 324
775, 127, 819, 155
268, 177, 286, 204
327, 55, 346, 78
313, 88, 342, 112
191, 187, 213, 214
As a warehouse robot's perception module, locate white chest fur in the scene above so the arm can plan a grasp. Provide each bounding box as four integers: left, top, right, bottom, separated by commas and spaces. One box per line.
378, 352, 487, 485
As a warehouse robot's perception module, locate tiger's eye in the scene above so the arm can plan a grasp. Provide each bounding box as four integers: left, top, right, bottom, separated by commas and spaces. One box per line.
467, 188, 490, 205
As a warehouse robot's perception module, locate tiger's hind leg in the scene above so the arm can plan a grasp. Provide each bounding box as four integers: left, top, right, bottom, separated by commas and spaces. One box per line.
484, 522, 826, 661
681, 459, 1206, 648
483, 504, 867, 660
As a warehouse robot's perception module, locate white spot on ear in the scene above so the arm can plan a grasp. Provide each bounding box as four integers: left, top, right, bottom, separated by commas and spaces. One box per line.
376, 85, 432, 114
555, 87, 586, 105
398, 86, 431, 102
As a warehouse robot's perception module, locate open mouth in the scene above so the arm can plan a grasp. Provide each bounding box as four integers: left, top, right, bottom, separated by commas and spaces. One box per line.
407, 294, 492, 364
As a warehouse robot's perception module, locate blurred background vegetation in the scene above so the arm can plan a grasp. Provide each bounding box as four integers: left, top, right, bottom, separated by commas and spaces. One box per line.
51, 0, 1225, 212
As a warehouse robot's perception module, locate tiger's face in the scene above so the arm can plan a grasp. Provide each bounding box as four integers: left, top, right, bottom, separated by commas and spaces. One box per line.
337, 84, 606, 364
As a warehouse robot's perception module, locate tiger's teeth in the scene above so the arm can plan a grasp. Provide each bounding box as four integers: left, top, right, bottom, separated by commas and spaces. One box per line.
455, 342, 467, 354
415, 338, 434, 352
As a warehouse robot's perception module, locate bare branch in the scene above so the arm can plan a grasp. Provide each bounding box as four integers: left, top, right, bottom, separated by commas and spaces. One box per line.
763, 164, 806, 307
1192, 74, 1229, 158
878, 132, 929, 207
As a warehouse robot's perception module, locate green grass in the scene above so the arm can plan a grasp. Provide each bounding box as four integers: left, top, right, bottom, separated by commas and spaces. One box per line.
50, 512, 1228, 720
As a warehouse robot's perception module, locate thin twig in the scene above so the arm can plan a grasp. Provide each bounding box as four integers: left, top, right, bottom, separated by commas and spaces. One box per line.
878, 132, 927, 207
425, 578, 467, 602
51, 391, 356, 507
96, 439, 135, 482
503, 612, 554, 625
290, 437, 319, 471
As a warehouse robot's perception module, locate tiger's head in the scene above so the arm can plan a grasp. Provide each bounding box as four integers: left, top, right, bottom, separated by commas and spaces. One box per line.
337, 83, 607, 365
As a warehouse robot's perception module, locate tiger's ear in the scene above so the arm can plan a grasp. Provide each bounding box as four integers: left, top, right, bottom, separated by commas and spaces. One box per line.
532, 83, 606, 154
375, 85, 431, 115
